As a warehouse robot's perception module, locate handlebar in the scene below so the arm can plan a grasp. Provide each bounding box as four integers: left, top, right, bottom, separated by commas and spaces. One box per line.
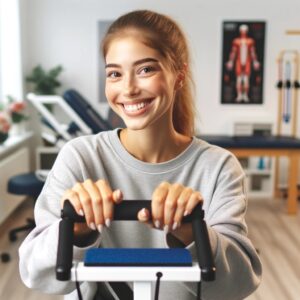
56, 200, 216, 282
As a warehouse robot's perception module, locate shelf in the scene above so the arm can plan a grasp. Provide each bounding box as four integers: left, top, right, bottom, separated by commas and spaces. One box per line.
245, 169, 272, 176
0, 131, 33, 158
247, 191, 273, 199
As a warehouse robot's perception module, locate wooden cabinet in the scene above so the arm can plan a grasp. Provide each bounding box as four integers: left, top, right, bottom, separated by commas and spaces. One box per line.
0, 133, 33, 224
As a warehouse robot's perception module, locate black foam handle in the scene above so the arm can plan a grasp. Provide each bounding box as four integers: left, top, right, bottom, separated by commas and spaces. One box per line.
61, 200, 194, 223
56, 200, 215, 281
191, 205, 216, 281
56, 218, 74, 281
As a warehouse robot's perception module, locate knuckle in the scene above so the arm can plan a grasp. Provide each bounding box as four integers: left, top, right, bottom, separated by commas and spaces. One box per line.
153, 195, 164, 205
172, 183, 183, 190
185, 187, 193, 195
84, 178, 93, 185
96, 179, 107, 186
165, 200, 175, 209
177, 198, 187, 207
103, 194, 113, 203
194, 191, 203, 201
93, 197, 103, 205
159, 181, 170, 188
73, 182, 83, 190
81, 196, 91, 205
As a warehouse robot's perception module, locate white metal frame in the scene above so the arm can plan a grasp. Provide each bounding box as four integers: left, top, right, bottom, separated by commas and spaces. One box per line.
71, 263, 201, 300
27, 93, 92, 141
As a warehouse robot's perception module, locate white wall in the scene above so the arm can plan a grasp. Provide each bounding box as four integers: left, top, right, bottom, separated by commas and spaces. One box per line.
20, 0, 300, 135
0, 0, 23, 100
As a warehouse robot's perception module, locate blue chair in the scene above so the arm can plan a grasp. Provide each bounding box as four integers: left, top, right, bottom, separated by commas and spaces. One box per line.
7, 172, 44, 241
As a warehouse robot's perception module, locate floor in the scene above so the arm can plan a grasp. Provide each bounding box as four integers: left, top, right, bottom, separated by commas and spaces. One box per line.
245, 197, 300, 300
0, 197, 299, 300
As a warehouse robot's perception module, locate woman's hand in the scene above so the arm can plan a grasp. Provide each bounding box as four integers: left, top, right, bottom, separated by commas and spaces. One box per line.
61, 179, 122, 237
137, 182, 203, 244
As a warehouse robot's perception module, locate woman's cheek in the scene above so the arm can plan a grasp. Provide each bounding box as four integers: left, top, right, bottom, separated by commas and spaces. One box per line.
105, 83, 118, 104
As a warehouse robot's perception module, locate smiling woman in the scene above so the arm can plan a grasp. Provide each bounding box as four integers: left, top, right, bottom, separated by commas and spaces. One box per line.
102, 17, 195, 138
19, 9, 262, 300
104, 37, 180, 135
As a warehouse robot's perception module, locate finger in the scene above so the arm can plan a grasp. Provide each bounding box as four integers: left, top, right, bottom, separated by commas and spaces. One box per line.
73, 182, 95, 230
137, 208, 150, 223
96, 179, 114, 227
173, 188, 193, 230
61, 189, 84, 216
83, 179, 104, 232
152, 182, 170, 229
164, 183, 183, 232
184, 191, 203, 216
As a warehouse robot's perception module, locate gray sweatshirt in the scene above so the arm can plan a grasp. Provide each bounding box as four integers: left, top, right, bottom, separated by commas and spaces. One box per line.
19, 129, 262, 300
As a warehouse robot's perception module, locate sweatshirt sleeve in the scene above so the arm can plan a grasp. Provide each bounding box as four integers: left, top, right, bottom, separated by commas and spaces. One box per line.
166, 152, 262, 300
19, 141, 101, 295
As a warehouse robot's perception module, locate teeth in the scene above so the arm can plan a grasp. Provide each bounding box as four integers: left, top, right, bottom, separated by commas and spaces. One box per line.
124, 101, 149, 112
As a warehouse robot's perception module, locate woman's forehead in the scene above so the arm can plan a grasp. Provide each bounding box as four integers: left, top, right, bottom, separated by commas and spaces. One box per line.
105, 36, 161, 64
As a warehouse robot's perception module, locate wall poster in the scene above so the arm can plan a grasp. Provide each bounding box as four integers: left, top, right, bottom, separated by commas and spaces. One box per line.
221, 21, 266, 104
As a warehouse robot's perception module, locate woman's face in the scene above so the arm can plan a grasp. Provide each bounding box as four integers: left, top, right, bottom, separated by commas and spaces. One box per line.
105, 35, 179, 131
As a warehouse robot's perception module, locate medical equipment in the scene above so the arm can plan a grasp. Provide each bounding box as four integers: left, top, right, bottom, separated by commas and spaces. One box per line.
27, 93, 93, 146
56, 200, 216, 300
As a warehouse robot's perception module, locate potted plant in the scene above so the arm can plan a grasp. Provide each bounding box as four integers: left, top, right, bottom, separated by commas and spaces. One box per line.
26, 65, 63, 95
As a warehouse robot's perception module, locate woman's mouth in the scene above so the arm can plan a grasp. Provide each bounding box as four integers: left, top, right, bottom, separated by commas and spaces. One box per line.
120, 98, 154, 115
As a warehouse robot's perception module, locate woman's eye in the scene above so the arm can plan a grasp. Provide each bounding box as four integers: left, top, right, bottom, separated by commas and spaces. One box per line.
107, 71, 120, 78
139, 66, 154, 74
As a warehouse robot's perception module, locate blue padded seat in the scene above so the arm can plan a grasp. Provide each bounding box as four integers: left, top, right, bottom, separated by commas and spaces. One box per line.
63, 89, 125, 133
8, 172, 44, 198
7, 172, 44, 243
63, 89, 112, 134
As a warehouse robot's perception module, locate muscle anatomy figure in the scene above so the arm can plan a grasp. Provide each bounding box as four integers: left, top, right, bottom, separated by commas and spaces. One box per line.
226, 24, 260, 102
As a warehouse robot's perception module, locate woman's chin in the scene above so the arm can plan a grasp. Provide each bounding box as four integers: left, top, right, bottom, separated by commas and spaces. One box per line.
124, 124, 148, 131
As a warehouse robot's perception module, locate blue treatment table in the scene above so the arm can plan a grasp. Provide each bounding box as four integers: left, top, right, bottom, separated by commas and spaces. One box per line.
201, 135, 300, 214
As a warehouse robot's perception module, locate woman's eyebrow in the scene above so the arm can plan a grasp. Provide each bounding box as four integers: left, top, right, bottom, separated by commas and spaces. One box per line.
105, 57, 159, 69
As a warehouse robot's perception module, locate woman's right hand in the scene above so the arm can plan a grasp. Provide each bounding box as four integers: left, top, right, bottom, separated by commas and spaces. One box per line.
61, 179, 122, 236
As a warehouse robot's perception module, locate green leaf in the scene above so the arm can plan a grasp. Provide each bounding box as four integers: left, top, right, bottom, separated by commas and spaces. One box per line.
25, 64, 64, 95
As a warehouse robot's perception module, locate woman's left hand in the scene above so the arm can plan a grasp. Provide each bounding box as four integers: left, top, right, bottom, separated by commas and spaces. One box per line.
137, 182, 203, 233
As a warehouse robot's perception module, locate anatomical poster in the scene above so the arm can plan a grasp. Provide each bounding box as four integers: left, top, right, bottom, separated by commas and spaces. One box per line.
221, 21, 266, 104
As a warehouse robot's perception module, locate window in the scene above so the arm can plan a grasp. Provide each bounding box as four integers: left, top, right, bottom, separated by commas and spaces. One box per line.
0, 0, 23, 104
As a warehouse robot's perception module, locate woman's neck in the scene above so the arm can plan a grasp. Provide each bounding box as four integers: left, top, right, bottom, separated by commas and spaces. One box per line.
119, 126, 192, 163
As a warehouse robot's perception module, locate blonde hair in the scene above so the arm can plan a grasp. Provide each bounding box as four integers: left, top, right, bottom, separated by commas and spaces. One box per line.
102, 10, 195, 136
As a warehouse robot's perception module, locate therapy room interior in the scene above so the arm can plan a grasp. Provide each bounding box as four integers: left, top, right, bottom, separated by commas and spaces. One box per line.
0, 1, 299, 300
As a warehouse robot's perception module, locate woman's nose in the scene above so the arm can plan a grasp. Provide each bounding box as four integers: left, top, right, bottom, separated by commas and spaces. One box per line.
123, 74, 140, 97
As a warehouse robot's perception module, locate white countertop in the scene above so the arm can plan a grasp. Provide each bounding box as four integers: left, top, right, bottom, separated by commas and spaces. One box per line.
0, 131, 34, 157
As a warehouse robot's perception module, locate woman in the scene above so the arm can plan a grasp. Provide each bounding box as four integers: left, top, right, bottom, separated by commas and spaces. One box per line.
19, 10, 262, 300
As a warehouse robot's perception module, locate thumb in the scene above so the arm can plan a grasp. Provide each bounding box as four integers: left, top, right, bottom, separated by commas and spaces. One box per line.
112, 189, 123, 204
137, 208, 150, 223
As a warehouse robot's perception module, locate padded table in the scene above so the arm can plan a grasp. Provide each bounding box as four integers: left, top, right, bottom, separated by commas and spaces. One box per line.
201, 135, 300, 214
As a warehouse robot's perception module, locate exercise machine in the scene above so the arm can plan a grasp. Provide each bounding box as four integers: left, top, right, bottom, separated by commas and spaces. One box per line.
56, 200, 216, 300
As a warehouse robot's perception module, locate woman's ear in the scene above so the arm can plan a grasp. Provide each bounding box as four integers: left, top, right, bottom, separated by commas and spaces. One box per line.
175, 63, 187, 90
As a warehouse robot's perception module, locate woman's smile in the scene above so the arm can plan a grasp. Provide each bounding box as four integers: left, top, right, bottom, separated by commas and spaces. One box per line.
120, 98, 155, 116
